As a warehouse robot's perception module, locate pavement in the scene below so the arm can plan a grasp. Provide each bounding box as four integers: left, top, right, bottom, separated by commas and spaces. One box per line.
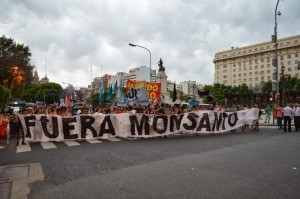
0, 163, 44, 199
0, 115, 300, 199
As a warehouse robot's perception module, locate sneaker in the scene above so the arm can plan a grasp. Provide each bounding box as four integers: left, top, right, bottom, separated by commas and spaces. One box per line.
22, 142, 26, 145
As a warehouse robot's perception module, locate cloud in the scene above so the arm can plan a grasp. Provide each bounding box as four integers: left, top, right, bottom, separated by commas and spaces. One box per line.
0, 0, 299, 87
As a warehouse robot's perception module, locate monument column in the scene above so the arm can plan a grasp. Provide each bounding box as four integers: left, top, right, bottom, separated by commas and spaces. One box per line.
156, 58, 171, 103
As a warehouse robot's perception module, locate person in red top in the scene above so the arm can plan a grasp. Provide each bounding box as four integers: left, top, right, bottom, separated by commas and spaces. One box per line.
114, 106, 123, 114
0, 111, 9, 145
275, 104, 283, 129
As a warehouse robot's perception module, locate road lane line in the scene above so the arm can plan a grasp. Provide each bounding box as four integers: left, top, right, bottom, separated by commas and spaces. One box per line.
109, 137, 122, 142
16, 141, 31, 153
63, 140, 80, 146
86, 139, 102, 144
41, 142, 57, 149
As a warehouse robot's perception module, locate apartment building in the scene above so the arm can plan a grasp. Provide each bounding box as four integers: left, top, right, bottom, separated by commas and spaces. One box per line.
123, 66, 156, 86
214, 35, 300, 88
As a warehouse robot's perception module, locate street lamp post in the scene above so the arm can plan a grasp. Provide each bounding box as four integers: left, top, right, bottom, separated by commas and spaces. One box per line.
129, 43, 152, 82
272, 0, 282, 104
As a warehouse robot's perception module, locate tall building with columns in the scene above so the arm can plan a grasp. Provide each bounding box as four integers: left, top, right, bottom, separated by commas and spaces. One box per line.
213, 35, 300, 89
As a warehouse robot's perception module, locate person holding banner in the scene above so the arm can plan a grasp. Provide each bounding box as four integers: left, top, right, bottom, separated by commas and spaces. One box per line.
16, 108, 27, 146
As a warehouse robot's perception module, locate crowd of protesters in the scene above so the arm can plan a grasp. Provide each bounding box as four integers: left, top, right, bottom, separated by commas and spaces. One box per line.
1, 102, 300, 147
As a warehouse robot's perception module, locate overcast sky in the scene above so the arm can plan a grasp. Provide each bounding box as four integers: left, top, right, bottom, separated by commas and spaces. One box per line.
1, 0, 299, 88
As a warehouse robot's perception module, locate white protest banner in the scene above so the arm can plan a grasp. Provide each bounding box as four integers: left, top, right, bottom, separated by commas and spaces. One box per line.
19, 108, 259, 142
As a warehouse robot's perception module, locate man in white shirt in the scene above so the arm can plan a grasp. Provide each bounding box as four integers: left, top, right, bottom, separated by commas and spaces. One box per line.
282, 104, 294, 132
294, 103, 300, 132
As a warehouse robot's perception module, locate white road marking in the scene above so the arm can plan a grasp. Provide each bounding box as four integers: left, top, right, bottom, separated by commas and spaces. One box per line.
109, 137, 122, 142
41, 142, 57, 149
63, 140, 80, 146
86, 139, 102, 144
16, 141, 31, 153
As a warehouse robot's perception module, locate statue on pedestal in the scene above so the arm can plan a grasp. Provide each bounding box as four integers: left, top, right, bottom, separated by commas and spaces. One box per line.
157, 58, 165, 72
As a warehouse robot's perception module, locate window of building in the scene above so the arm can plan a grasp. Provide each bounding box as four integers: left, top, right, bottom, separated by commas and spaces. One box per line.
238, 74, 241, 77
233, 80, 236, 83
223, 75, 227, 78
244, 67, 246, 71
267, 70, 270, 74
238, 68, 241, 72
267, 76, 271, 80
224, 64, 227, 68
233, 63, 236, 67
243, 62, 246, 66
261, 58, 264, 62
295, 66, 299, 70
255, 77, 258, 81
255, 66, 258, 69
249, 72, 252, 75
294, 40, 298, 44
255, 60, 258, 64
244, 73, 247, 76
249, 66, 252, 70
233, 69, 236, 72
295, 53, 299, 57
280, 43, 283, 46
280, 56, 284, 60
261, 65, 264, 69
288, 61, 291, 65
267, 64, 270, 68
288, 67, 291, 71
223, 70, 227, 73
287, 42, 290, 45
238, 62, 241, 66
267, 58, 270, 63
249, 78, 252, 81
233, 74, 236, 77
224, 80, 227, 84
296, 60, 299, 64
255, 71, 258, 75
288, 54, 291, 58
267, 46, 270, 49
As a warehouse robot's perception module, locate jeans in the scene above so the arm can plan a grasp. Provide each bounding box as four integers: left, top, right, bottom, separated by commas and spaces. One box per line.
283, 116, 292, 132
277, 117, 282, 129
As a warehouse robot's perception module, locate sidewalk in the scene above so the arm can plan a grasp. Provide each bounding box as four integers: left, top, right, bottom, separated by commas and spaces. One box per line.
259, 114, 294, 126
0, 163, 44, 199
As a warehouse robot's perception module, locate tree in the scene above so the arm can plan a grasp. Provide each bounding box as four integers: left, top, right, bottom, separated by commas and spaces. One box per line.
0, 85, 11, 110
0, 35, 34, 94
261, 81, 272, 94
20, 83, 62, 104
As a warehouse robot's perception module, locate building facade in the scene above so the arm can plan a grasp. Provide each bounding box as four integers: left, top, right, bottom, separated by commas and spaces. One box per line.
214, 35, 300, 89
180, 80, 198, 97
123, 66, 156, 86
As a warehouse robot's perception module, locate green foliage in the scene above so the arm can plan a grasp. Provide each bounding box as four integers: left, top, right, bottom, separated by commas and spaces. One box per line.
203, 83, 253, 105
0, 35, 34, 93
261, 81, 272, 94
20, 82, 62, 104
90, 92, 100, 106
0, 85, 11, 110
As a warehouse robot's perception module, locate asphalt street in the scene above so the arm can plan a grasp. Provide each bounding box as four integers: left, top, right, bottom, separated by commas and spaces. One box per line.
1, 126, 300, 199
